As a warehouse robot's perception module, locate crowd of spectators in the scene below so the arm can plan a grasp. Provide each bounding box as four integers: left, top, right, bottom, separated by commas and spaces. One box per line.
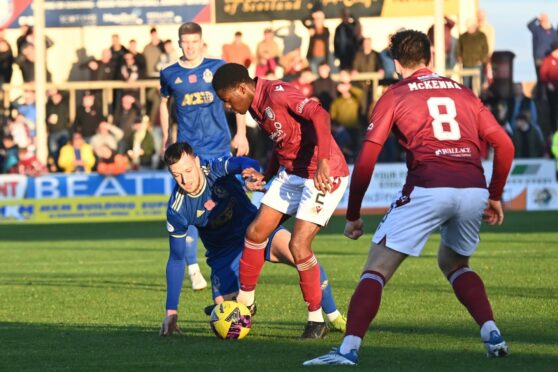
1, 8, 558, 177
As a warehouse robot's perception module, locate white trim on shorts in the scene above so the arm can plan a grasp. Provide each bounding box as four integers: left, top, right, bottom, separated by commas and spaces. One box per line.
372, 186, 489, 257
260, 168, 348, 226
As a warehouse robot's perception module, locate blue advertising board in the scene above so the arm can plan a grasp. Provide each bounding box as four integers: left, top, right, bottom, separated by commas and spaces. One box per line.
3, 0, 210, 28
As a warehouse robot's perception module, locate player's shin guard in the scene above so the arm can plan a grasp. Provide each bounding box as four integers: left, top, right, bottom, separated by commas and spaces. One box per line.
319, 264, 337, 315
184, 225, 199, 265
295, 252, 322, 312
239, 238, 268, 292
346, 271, 385, 339
448, 266, 494, 326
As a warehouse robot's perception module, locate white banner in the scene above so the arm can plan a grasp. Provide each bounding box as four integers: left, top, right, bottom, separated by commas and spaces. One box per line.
0, 174, 27, 200
337, 159, 558, 212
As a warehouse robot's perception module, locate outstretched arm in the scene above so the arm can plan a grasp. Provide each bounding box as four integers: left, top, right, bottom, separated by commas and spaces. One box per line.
226, 156, 261, 174
161, 234, 187, 336
159, 96, 171, 151
232, 113, 250, 156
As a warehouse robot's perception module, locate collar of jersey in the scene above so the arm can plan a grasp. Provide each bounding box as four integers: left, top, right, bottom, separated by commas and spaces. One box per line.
186, 174, 207, 199
177, 56, 205, 70
410, 68, 434, 79
250, 77, 266, 119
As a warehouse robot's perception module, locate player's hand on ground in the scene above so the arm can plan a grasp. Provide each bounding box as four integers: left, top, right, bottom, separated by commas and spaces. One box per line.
344, 218, 364, 240
483, 199, 504, 225
314, 159, 331, 193
232, 134, 250, 156
159, 313, 182, 336
242, 168, 266, 191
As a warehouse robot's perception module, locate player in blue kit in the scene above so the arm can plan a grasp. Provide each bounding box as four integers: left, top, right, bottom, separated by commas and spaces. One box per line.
159, 22, 249, 291
160, 142, 346, 336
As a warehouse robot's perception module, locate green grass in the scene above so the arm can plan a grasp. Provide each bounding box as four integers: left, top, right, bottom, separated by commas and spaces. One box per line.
1, 212, 557, 371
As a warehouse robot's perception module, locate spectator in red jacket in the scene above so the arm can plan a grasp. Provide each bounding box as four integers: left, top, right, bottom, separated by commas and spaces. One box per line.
540, 42, 558, 133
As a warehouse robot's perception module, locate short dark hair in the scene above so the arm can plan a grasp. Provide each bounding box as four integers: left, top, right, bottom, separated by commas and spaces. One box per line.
178, 22, 202, 39
164, 142, 195, 166
390, 30, 431, 68
212, 63, 253, 93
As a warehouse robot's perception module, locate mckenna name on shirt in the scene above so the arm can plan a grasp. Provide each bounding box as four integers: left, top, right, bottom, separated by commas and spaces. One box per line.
408, 80, 462, 91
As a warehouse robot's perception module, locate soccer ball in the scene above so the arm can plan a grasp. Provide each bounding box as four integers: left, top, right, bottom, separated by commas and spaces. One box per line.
210, 301, 252, 340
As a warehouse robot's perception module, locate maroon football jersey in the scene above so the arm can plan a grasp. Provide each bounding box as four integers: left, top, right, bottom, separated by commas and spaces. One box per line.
249, 78, 349, 178
366, 68, 501, 188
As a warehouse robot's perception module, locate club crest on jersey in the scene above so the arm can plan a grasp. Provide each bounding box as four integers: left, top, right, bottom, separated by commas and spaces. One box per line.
188, 74, 197, 83
203, 69, 213, 83
274, 85, 284, 92
204, 199, 216, 211
264, 107, 275, 120
174, 77, 183, 84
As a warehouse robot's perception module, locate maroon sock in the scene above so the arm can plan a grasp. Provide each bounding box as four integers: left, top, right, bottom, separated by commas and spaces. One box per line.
346, 271, 385, 338
295, 253, 322, 312
448, 266, 494, 326
239, 239, 267, 291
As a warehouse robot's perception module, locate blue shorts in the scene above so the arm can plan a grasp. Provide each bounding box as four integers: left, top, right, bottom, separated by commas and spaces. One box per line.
209, 226, 285, 299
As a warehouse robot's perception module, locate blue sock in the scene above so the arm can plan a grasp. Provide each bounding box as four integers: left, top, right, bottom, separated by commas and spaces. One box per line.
319, 264, 337, 315
166, 236, 186, 310
184, 225, 199, 266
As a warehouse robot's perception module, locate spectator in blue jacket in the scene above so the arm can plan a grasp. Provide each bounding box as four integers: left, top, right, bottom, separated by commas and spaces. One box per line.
527, 13, 558, 81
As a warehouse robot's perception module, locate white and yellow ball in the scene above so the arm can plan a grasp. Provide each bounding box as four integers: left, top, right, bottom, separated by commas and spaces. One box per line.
210, 301, 252, 340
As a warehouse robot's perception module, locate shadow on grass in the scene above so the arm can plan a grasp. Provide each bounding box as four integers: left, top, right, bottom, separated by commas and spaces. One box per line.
1, 322, 556, 371
1, 211, 557, 243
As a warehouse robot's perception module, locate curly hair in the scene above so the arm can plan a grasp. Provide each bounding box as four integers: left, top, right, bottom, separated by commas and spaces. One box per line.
212, 63, 253, 93
390, 30, 431, 68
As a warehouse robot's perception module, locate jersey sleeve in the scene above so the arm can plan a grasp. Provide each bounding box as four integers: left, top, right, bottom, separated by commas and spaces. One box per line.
207, 156, 231, 178
476, 101, 502, 139
160, 69, 170, 98
364, 90, 396, 145
281, 83, 322, 120
280, 84, 332, 159
166, 207, 189, 238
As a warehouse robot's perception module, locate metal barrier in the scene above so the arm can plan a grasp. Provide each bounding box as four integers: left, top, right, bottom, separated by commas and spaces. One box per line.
2, 80, 160, 122
1, 67, 480, 121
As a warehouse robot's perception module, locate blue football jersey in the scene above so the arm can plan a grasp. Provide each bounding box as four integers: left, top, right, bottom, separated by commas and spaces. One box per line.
166, 156, 257, 264
160, 57, 231, 158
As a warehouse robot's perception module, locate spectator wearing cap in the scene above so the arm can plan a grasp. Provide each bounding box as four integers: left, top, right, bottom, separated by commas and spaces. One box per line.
222, 31, 253, 68
540, 42, 558, 133
58, 131, 96, 173
527, 13, 558, 81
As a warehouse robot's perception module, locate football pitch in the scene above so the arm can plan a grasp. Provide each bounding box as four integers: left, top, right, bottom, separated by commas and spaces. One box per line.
1, 212, 557, 371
